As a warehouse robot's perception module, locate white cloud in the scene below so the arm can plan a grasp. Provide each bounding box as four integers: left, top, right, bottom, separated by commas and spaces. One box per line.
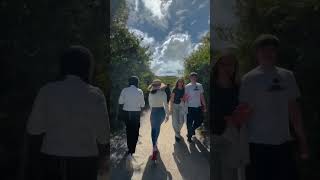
127, 0, 173, 30
151, 32, 195, 76
129, 28, 155, 48
176, 9, 188, 16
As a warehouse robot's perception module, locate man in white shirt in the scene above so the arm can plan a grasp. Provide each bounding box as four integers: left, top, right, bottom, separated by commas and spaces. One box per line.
185, 72, 207, 142
27, 46, 110, 180
118, 76, 145, 163
240, 35, 308, 180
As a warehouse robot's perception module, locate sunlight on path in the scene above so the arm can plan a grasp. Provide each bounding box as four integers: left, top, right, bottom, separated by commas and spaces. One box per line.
110, 110, 210, 180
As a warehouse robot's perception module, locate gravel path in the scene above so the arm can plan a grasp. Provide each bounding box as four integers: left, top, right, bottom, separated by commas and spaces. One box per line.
110, 110, 210, 180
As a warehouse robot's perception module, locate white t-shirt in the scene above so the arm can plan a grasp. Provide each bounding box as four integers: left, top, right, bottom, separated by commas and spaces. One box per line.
27, 75, 110, 157
118, 85, 145, 111
185, 82, 204, 107
240, 66, 301, 145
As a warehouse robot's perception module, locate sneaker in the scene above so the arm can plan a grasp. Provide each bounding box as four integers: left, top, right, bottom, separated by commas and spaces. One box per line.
187, 136, 193, 143
151, 150, 158, 161
126, 154, 133, 170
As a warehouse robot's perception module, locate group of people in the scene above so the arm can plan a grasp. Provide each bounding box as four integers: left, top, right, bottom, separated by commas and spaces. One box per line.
118, 72, 207, 165
25, 34, 309, 180
212, 34, 308, 180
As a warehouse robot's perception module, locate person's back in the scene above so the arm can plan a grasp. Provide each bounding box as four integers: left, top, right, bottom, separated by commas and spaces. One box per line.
34, 75, 107, 156
119, 85, 144, 111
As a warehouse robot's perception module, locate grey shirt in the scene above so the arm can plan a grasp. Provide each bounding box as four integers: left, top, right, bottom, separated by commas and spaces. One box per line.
240, 66, 300, 145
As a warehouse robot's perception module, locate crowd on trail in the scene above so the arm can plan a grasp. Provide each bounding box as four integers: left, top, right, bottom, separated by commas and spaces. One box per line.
25, 34, 309, 180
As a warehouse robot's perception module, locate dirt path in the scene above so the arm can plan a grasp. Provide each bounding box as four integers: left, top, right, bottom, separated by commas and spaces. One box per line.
110, 110, 210, 180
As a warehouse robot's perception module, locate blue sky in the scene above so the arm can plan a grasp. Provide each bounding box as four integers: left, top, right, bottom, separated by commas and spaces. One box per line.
126, 0, 210, 76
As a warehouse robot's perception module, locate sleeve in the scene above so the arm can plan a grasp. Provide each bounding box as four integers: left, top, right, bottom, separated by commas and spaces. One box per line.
27, 87, 47, 135
118, 89, 125, 105
139, 90, 145, 108
239, 76, 251, 103
96, 89, 110, 145
162, 92, 169, 115
199, 84, 204, 94
287, 71, 301, 100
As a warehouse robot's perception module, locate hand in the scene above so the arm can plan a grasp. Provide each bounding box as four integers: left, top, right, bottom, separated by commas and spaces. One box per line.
202, 106, 207, 112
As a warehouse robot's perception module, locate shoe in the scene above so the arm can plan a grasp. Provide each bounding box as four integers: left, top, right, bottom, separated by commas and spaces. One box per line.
126, 154, 133, 170
175, 136, 181, 142
187, 137, 193, 143
151, 150, 158, 160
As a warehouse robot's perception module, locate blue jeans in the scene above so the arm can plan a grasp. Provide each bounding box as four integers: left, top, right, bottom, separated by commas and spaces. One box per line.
150, 107, 165, 146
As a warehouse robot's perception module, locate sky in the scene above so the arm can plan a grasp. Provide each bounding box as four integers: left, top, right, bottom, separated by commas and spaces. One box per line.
126, 0, 210, 76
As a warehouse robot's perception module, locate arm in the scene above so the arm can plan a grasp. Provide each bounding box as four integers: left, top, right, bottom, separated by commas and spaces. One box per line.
169, 92, 175, 113
139, 90, 145, 109
200, 93, 207, 112
162, 92, 169, 120
289, 99, 308, 159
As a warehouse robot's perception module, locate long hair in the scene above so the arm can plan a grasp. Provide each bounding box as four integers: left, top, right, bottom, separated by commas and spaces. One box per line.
174, 78, 185, 89
212, 52, 240, 87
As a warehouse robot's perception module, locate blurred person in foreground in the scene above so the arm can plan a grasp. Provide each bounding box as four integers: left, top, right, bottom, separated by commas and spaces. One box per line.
240, 34, 308, 180
27, 46, 110, 180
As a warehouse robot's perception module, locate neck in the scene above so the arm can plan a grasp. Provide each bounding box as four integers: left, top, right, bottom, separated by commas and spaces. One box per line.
191, 81, 196, 85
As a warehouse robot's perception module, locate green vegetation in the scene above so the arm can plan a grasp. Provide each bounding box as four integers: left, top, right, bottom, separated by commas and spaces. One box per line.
184, 34, 210, 101
109, 0, 154, 130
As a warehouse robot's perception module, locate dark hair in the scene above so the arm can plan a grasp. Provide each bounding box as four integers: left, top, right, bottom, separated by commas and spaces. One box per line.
253, 34, 280, 51
174, 78, 185, 89
128, 76, 139, 87
60, 45, 93, 83
212, 52, 239, 87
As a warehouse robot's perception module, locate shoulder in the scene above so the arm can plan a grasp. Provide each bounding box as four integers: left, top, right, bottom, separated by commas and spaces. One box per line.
196, 83, 203, 87
88, 85, 105, 98
242, 67, 261, 82
276, 66, 294, 76
185, 83, 192, 88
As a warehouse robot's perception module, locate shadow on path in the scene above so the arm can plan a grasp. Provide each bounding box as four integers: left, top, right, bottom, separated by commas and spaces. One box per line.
173, 137, 210, 180
141, 152, 173, 180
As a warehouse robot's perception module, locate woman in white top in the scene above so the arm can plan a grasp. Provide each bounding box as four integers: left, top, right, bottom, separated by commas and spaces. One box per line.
148, 79, 169, 160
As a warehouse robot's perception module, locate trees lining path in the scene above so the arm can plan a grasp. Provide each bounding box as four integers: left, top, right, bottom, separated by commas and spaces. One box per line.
110, 110, 210, 180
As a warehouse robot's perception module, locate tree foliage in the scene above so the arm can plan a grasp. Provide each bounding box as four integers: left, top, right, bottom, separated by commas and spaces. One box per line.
109, 0, 154, 130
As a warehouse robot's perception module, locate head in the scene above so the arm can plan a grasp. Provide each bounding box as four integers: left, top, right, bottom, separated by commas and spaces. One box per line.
175, 78, 185, 89
60, 45, 94, 83
189, 72, 198, 84
128, 76, 139, 87
213, 49, 239, 85
149, 79, 166, 94
253, 34, 280, 67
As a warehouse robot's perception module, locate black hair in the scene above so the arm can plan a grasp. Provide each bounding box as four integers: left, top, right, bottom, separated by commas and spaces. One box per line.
60, 45, 93, 83
253, 34, 280, 51
128, 76, 139, 87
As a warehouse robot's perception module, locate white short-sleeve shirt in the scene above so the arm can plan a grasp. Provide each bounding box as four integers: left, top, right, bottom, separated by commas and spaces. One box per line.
185, 82, 204, 107
239, 66, 301, 145
27, 75, 110, 157
118, 85, 145, 111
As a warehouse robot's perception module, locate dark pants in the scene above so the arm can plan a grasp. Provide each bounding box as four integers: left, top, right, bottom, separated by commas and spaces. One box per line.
246, 142, 299, 180
187, 107, 203, 138
40, 154, 98, 180
123, 111, 141, 154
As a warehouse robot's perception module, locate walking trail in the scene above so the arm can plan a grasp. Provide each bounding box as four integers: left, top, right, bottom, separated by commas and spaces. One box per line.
109, 110, 210, 180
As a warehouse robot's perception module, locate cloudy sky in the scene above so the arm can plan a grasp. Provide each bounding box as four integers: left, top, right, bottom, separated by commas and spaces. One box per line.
126, 0, 210, 76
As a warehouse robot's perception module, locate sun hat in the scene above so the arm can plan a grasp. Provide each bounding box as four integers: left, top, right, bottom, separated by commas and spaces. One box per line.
148, 79, 167, 91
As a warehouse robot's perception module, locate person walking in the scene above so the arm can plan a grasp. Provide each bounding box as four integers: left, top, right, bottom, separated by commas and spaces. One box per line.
211, 49, 250, 180
118, 76, 145, 168
148, 79, 169, 160
27, 46, 110, 180
185, 72, 207, 143
240, 34, 308, 180
169, 78, 187, 142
